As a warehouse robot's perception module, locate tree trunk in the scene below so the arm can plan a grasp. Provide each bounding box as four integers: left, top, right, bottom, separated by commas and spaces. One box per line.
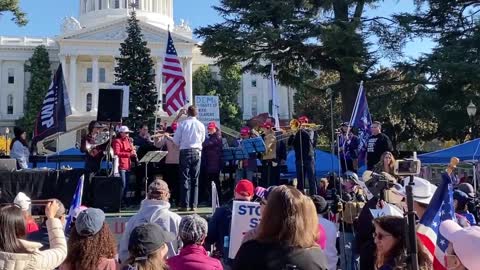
339, 71, 360, 121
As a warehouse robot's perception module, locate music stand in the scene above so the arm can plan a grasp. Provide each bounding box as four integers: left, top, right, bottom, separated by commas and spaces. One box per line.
241, 137, 266, 154
139, 151, 168, 197
222, 147, 249, 183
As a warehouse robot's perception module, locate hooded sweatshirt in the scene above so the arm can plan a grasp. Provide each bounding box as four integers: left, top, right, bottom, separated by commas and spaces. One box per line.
118, 199, 181, 262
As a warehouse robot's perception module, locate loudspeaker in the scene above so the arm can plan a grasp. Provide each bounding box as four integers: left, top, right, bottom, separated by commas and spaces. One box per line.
97, 89, 123, 122
92, 176, 122, 213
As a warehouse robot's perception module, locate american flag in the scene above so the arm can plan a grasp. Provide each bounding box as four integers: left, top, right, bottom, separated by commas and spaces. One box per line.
417, 172, 456, 270
162, 31, 187, 116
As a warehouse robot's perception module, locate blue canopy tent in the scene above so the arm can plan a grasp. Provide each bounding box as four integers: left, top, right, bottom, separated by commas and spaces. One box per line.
418, 139, 480, 164
286, 149, 340, 177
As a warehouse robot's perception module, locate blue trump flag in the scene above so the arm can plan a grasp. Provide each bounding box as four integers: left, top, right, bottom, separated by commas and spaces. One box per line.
65, 175, 84, 234
32, 64, 71, 144
348, 81, 371, 167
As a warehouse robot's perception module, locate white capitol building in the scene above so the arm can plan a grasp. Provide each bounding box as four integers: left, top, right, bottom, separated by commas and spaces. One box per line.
0, 0, 295, 147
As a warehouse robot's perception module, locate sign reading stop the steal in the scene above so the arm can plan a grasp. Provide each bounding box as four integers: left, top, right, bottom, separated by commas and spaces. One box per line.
228, 201, 261, 259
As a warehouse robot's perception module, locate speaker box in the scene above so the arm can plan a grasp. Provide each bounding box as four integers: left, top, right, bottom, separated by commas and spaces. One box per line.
92, 176, 122, 213
97, 89, 123, 122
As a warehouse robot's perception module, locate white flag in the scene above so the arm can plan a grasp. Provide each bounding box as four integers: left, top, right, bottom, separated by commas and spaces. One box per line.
270, 64, 280, 130
211, 181, 220, 214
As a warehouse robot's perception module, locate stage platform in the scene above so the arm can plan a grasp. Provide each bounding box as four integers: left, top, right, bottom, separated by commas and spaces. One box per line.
104, 207, 213, 218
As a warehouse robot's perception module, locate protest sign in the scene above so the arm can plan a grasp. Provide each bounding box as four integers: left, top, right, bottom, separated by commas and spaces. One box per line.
195, 95, 220, 127
229, 201, 261, 259
105, 216, 130, 241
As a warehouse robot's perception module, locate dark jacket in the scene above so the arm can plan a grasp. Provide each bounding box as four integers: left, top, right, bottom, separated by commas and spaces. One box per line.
233, 240, 328, 270
366, 133, 393, 169
168, 244, 223, 270
338, 133, 360, 160
288, 129, 318, 162
205, 200, 234, 256
356, 197, 378, 270
80, 134, 107, 172
202, 132, 223, 174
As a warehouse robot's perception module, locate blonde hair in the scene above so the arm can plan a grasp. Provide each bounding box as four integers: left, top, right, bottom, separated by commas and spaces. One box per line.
123, 247, 168, 270
256, 185, 318, 248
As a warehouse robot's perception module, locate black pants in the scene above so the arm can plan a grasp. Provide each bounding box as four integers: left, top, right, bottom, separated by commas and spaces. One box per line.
296, 159, 317, 195
340, 157, 357, 173
179, 149, 201, 209
200, 172, 222, 205
261, 160, 277, 187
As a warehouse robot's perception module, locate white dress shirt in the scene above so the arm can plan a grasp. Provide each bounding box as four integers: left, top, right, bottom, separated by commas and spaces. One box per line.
318, 215, 339, 270
173, 116, 206, 150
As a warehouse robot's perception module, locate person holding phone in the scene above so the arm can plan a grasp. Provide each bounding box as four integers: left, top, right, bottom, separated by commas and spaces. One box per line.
0, 200, 67, 269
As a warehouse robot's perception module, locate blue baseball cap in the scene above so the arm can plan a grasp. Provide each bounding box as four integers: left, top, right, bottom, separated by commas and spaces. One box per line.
75, 208, 105, 236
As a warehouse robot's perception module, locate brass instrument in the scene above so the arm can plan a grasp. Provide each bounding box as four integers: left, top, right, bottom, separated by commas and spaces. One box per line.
289, 119, 322, 131
274, 119, 323, 142
85, 130, 112, 156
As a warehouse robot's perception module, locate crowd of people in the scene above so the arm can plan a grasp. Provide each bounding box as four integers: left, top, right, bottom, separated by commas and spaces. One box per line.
1, 171, 479, 270
3, 107, 480, 270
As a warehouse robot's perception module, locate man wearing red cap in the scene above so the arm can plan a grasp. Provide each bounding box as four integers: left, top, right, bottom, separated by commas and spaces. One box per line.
206, 179, 254, 262
260, 122, 276, 187
288, 115, 318, 195
200, 122, 223, 204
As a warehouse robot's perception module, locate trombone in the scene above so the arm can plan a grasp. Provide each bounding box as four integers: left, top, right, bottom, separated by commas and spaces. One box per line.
274, 119, 323, 142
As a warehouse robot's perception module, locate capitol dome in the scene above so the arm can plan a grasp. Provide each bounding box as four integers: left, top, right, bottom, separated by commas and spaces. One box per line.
78, 0, 174, 29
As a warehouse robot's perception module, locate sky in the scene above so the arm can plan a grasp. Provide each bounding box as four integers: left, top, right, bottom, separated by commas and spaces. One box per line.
0, 0, 435, 63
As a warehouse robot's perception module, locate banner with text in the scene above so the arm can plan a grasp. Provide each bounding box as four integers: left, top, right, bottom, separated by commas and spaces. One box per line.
195, 95, 220, 128
229, 201, 261, 259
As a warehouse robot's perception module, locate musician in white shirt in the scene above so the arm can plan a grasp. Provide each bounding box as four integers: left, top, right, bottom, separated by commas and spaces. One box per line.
173, 106, 206, 211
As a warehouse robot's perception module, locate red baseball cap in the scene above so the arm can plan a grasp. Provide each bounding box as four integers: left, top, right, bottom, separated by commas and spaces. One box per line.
299, 116, 309, 124
171, 122, 178, 131
235, 179, 254, 197
207, 122, 217, 130
261, 122, 273, 129
240, 127, 250, 135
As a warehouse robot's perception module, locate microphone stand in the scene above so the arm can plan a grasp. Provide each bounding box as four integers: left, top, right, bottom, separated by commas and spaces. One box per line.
405, 175, 419, 270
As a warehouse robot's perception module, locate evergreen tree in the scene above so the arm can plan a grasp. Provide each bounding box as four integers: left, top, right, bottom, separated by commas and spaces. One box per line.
0, 0, 28, 26
115, 10, 156, 129
193, 64, 243, 129
195, 0, 407, 119
17, 45, 51, 136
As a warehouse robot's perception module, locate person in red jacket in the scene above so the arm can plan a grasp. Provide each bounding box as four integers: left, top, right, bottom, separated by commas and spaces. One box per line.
168, 214, 223, 270
112, 126, 137, 206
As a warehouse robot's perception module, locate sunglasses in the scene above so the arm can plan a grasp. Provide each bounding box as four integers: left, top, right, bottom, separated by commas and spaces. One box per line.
373, 232, 393, 241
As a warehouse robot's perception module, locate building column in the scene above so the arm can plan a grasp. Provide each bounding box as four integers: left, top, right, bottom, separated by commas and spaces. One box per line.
155, 57, 163, 105
69, 55, 78, 113
183, 57, 193, 105
94, 0, 99, 10
92, 56, 99, 112
106, 0, 110, 9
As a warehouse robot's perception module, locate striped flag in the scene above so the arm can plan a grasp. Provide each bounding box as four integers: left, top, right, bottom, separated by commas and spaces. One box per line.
417, 172, 456, 270
65, 175, 84, 234
348, 81, 372, 167
162, 31, 187, 116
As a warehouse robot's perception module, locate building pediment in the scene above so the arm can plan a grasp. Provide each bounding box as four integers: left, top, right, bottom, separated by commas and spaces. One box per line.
58, 18, 195, 44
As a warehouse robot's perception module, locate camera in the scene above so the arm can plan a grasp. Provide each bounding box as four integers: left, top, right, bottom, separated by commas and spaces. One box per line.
394, 159, 421, 176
